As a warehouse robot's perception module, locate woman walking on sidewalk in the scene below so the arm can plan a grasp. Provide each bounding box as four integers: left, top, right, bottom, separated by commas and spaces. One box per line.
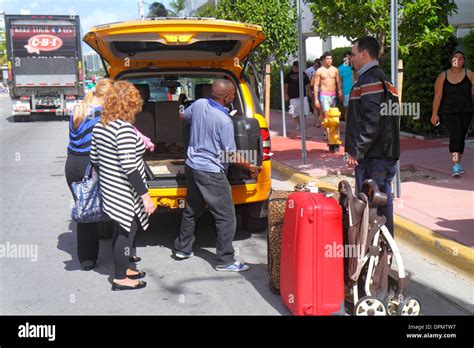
65, 78, 113, 271
90, 81, 156, 290
431, 51, 474, 177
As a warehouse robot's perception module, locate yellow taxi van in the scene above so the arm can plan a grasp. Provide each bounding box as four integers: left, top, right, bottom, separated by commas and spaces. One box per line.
83, 18, 272, 231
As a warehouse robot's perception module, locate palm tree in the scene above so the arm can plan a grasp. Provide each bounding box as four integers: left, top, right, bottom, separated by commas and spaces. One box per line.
169, 0, 187, 16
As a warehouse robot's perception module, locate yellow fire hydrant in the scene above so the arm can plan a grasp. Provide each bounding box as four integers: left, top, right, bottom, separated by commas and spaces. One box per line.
321, 107, 342, 153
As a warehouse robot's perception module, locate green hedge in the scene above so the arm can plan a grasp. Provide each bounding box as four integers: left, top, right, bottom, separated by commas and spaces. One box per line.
462, 30, 474, 70
399, 36, 458, 137
330, 46, 352, 68
269, 63, 292, 110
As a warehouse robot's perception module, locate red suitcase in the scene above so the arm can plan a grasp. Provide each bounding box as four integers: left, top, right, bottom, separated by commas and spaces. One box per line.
280, 192, 345, 316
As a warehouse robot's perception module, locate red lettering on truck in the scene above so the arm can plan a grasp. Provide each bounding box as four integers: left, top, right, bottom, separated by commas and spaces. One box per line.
24, 34, 63, 54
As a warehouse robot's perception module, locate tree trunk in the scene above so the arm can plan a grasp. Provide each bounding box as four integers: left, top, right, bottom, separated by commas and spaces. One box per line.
265, 64, 271, 125
378, 30, 386, 57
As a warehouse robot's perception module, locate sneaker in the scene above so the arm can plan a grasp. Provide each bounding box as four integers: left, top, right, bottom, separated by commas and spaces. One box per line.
452, 163, 462, 178
215, 262, 250, 272
174, 250, 194, 259
459, 164, 465, 174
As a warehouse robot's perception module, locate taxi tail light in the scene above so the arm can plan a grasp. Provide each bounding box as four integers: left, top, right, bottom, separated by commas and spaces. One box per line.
260, 127, 271, 161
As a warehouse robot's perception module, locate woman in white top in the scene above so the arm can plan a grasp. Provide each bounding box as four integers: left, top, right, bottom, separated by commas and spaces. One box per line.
90, 80, 156, 290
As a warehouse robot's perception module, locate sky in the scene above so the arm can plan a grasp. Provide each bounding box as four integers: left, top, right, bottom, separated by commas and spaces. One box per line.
0, 0, 178, 52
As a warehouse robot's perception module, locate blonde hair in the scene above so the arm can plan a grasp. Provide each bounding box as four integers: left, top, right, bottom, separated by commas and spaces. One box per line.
73, 78, 113, 128
101, 81, 143, 126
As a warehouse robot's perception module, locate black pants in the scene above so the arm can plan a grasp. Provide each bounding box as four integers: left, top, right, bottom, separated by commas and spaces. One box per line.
175, 165, 236, 266
112, 215, 139, 279
355, 158, 397, 236
442, 112, 472, 154
65, 154, 99, 266
307, 94, 314, 113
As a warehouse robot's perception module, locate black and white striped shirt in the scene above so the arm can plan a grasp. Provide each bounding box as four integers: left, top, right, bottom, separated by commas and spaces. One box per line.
90, 119, 149, 232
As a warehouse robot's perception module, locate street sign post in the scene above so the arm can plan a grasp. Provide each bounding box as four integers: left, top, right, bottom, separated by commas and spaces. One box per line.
297, 0, 307, 164
391, 0, 401, 198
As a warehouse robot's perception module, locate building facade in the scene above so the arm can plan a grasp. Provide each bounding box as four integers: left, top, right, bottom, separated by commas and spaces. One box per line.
84, 51, 102, 73
450, 0, 474, 38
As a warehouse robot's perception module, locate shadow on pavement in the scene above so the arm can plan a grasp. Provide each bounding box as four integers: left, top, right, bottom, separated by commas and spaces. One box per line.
135, 211, 289, 314
432, 217, 474, 247
136, 210, 252, 255
239, 261, 291, 315
57, 220, 115, 278
6, 114, 69, 123
391, 276, 474, 316
56, 217, 472, 315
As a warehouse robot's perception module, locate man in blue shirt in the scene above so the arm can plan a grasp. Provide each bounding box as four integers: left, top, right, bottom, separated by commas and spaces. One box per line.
174, 79, 259, 272
338, 51, 355, 121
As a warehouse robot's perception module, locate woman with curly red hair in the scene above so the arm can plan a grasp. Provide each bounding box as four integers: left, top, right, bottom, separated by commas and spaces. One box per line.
90, 80, 156, 290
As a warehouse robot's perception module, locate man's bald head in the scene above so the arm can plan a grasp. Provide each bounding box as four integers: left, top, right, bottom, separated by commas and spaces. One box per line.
211, 79, 235, 105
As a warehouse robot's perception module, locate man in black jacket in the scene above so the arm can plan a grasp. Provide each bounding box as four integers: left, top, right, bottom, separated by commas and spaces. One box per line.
345, 36, 400, 236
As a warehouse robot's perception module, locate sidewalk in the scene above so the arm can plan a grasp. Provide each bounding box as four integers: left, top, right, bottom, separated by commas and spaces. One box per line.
268, 110, 474, 275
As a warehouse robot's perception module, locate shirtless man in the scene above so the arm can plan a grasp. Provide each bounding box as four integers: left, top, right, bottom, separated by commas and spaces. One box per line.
313, 51, 343, 139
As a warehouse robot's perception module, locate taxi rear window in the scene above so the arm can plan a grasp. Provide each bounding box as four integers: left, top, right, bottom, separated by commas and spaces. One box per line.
113, 40, 238, 54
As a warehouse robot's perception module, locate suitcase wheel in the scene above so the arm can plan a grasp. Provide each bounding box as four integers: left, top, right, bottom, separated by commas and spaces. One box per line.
396, 296, 421, 316
354, 296, 387, 316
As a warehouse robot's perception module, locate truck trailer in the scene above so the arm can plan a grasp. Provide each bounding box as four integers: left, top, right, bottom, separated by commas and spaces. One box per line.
4, 14, 84, 121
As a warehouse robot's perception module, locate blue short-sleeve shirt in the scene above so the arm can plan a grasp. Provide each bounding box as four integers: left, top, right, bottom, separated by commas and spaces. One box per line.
338, 64, 354, 96
184, 98, 237, 173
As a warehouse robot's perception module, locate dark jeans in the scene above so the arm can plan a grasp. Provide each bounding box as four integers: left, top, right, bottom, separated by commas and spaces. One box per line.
112, 215, 139, 279
441, 112, 472, 154
355, 158, 397, 236
175, 165, 236, 266
65, 153, 99, 266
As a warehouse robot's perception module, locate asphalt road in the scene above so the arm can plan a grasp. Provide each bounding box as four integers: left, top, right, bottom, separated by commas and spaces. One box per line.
0, 95, 472, 315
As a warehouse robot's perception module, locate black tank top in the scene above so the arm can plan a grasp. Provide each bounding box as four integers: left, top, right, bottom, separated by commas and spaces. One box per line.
439, 69, 473, 114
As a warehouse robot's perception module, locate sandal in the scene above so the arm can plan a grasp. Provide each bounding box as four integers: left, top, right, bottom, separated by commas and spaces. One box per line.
127, 270, 146, 280
111, 280, 147, 291
129, 256, 141, 263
